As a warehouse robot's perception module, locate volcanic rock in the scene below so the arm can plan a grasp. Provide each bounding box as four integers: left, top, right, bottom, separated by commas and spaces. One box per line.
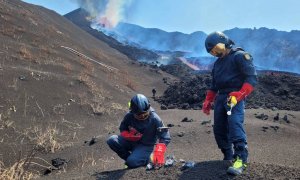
283, 115, 290, 123
274, 113, 280, 121
255, 113, 269, 120
159, 71, 300, 111
181, 117, 193, 122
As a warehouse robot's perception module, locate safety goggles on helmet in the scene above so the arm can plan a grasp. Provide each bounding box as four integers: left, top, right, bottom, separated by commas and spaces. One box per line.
129, 94, 150, 114
205, 31, 234, 53
209, 43, 226, 57
134, 111, 150, 120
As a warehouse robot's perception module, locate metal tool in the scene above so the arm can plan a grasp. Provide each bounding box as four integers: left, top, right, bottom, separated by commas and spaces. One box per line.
157, 127, 170, 132
227, 103, 234, 115
227, 96, 237, 116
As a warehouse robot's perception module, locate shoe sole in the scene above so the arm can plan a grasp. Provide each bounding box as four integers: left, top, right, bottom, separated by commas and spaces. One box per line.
227, 167, 242, 176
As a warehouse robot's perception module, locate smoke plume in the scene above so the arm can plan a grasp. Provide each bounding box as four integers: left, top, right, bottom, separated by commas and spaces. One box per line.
73, 0, 134, 28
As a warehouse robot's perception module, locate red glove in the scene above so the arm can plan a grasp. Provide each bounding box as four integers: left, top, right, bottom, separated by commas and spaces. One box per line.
120, 127, 142, 141
202, 90, 217, 115
152, 143, 167, 167
229, 83, 254, 103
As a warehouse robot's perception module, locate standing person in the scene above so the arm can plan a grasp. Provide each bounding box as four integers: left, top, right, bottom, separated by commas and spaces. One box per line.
202, 31, 257, 175
152, 88, 157, 98
107, 94, 171, 169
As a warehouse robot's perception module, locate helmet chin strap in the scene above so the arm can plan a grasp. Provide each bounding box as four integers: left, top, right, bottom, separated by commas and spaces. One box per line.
134, 111, 150, 120
219, 49, 232, 58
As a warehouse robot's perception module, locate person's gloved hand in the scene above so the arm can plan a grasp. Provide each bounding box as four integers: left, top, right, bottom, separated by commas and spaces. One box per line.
120, 127, 142, 141
202, 90, 216, 115
227, 96, 238, 107
229, 83, 254, 106
151, 143, 167, 167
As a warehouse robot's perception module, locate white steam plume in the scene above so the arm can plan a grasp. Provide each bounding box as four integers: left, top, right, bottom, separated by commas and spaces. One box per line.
72, 0, 134, 28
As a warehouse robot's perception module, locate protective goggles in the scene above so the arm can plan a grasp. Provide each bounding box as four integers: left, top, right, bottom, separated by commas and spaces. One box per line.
209, 43, 226, 57
134, 111, 150, 120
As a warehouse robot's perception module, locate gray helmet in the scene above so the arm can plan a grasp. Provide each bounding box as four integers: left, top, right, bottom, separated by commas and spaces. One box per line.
205, 31, 234, 52
130, 94, 150, 114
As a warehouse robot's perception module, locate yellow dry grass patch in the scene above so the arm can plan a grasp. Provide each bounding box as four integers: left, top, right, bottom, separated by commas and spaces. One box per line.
0, 159, 37, 180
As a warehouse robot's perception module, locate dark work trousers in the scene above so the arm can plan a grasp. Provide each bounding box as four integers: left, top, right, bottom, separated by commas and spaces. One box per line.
213, 94, 248, 163
107, 135, 154, 168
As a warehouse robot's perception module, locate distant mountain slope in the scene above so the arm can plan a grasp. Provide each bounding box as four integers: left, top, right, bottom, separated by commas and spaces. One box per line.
114, 22, 207, 55
224, 28, 300, 73
64, 8, 159, 61
112, 23, 300, 74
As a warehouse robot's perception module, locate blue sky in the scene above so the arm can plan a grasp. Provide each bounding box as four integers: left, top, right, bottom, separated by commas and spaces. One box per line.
22, 0, 300, 34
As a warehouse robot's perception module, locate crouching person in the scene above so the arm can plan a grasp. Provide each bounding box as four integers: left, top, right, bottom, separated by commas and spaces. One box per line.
107, 94, 171, 169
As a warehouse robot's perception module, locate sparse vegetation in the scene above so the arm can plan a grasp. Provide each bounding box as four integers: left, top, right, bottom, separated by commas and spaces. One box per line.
125, 78, 137, 91
40, 45, 51, 55
110, 103, 127, 112
19, 46, 32, 60
33, 125, 62, 153
79, 151, 97, 168
8, 78, 18, 91
0, 113, 14, 129
63, 62, 72, 75
0, 149, 50, 180
21, 125, 68, 153
0, 159, 36, 180
120, 71, 137, 90
0, 151, 58, 180
80, 58, 95, 74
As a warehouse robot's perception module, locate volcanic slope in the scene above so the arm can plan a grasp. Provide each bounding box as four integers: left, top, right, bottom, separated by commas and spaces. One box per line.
0, 0, 172, 178
64, 8, 159, 61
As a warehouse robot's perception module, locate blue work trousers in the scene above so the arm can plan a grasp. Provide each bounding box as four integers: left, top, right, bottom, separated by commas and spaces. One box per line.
107, 135, 154, 168
213, 94, 248, 163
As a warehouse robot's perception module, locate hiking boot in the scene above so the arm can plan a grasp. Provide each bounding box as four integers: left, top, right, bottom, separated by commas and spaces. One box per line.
227, 157, 247, 175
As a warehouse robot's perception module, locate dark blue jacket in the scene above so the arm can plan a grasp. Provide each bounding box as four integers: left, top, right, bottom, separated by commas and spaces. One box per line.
210, 48, 257, 93
119, 107, 171, 146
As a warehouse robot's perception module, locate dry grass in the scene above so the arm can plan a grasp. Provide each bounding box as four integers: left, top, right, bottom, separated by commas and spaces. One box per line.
0, 113, 14, 129
80, 58, 94, 74
104, 122, 117, 134
19, 46, 32, 60
103, 102, 128, 116
78, 152, 97, 168
119, 71, 137, 91
77, 71, 110, 115
0, 150, 57, 180
0, 159, 36, 180
33, 125, 62, 153
125, 79, 137, 91
53, 104, 65, 115
90, 103, 106, 116
8, 78, 18, 91
91, 49, 111, 64
76, 70, 129, 115
0, 26, 15, 37
0, 150, 44, 180
63, 62, 72, 75
76, 151, 113, 171
110, 103, 127, 112
40, 45, 51, 55
22, 125, 67, 153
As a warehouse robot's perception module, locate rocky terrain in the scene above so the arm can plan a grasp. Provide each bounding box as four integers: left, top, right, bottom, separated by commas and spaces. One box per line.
158, 69, 300, 111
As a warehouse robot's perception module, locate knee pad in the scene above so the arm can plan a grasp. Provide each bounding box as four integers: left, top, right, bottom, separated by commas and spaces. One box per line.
106, 135, 118, 146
